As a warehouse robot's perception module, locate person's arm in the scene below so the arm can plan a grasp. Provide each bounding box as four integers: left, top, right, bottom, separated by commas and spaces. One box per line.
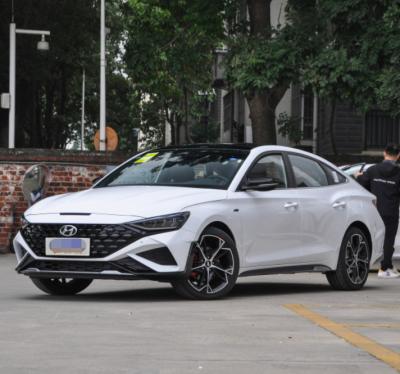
356, 168, 371, 191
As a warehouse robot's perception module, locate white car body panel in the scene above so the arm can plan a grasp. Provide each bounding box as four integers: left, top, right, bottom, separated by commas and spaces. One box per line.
14, 146, 385, 284
26, 186, 228, 218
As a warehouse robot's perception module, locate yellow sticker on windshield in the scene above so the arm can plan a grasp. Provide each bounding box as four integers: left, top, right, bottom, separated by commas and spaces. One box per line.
134, 152, 159, 164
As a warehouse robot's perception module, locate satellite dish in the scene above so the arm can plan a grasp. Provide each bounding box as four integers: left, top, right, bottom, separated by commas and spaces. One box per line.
94, 126, 119, 151
22, 165, 48, 206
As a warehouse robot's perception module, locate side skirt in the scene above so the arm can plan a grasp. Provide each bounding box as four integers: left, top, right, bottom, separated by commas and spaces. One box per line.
239, 264, 332, 278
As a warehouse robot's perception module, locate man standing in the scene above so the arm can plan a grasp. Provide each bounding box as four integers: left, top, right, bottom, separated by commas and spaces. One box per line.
357, 144, 400, 278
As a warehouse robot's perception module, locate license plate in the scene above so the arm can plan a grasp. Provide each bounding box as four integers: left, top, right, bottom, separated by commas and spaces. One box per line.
45, 238, 90, 256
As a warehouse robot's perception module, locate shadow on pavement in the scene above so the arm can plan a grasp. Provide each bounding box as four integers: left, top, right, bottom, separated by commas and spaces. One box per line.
19, 280, 380, 303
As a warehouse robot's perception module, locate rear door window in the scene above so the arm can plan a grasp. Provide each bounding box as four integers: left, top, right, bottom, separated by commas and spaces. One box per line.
288, 154, 329, 188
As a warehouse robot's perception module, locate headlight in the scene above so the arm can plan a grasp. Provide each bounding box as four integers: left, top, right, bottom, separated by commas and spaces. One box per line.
129, 212, 190, 232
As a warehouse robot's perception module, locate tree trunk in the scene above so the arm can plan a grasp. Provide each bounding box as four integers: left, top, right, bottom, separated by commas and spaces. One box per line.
246, 0, 283, 145
176, 114, 182, 144
247, 91, 276, 145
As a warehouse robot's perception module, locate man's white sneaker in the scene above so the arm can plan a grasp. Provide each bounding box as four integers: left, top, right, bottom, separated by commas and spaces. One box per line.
391, 268, 400, 276
378, 268, 400, 278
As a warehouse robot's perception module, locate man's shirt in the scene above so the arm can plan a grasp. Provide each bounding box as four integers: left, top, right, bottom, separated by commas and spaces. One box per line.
357, 160, 400, 217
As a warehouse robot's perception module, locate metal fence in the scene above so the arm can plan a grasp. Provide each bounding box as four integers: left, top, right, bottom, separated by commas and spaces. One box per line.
365, 110, 400, 149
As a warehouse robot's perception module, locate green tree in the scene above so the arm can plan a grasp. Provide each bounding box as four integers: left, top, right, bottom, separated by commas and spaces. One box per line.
375, 2, 400, 115
123, 0, 224, 145
0, 0, 139, 151
224, 0, 320, 145
299, 0, 387, 154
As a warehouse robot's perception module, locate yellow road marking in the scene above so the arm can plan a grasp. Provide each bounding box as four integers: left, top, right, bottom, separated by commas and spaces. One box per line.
285, 304, 400, 372
348, 323, 400, 330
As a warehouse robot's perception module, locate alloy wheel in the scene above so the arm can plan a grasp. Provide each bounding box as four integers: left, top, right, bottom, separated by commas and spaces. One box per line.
188, 234, 235, 294
345, 233, 369, 285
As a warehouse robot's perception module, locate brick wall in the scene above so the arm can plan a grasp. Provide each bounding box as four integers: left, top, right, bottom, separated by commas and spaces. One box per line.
0, 149, 129, 253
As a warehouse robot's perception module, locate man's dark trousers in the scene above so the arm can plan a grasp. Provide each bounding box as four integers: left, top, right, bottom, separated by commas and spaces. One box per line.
381, 215, 399, 270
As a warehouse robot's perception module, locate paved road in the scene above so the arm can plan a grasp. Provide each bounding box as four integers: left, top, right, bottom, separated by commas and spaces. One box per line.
1, 254, 399, 374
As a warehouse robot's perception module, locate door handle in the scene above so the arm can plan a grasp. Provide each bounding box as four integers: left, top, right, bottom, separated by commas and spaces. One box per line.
284, 202, 298, 209
332, 201, 346, 209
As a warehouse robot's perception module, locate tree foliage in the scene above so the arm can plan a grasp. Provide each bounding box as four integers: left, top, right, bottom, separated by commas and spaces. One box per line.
375, 2, 400, 114
0, 0, 139, 151
2, 0, 400, 151
123, 0, 224, 145
291, 0, 400, 153
223, 0, 321, 145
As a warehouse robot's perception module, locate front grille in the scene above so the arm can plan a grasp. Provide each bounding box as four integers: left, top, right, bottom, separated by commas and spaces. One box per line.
23, 257, 151, 274
21, 223, 146, 258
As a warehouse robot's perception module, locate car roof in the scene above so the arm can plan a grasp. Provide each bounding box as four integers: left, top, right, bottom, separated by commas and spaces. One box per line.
155, 144, 337, 167
158, 143, 255, 151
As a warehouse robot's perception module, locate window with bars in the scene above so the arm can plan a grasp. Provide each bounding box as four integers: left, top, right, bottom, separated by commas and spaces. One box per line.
365, 110, 400, 149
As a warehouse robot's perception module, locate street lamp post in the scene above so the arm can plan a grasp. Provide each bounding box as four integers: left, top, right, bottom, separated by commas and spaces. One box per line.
81, 68, 86, 151
8, 23, 50, 149
99, 0, 106, 151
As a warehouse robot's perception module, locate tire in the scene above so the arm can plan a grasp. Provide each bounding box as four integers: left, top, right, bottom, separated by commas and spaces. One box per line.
326, 227, 370, 291
172, 227, 239, 300
30, 277, 93, 295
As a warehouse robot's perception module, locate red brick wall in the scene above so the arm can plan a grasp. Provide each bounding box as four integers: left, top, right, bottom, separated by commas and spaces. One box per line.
0, 149, 129, 253
0, 163, 109, 253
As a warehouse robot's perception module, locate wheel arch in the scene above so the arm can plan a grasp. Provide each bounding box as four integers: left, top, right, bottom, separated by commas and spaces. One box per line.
204, 221, 236, 244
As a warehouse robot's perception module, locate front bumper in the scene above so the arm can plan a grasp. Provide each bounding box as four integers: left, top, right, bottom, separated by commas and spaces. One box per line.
13, 222, 195, 281
15, 252, 187, 281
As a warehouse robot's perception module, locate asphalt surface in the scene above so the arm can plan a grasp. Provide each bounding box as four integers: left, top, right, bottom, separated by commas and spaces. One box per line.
1, 254, 399, 374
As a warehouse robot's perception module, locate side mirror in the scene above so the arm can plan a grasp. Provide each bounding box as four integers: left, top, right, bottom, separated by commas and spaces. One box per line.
241, 177, 279, 191
22, 164, 48, 206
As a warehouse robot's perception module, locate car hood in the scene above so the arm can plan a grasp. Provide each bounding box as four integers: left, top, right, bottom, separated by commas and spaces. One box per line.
25, 186, 227, 218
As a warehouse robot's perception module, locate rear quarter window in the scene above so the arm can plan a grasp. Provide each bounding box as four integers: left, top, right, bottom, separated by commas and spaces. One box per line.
322, 164, 348, 185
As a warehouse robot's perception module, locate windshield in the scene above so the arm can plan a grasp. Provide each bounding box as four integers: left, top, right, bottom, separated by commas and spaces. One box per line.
95, 148, 249, 190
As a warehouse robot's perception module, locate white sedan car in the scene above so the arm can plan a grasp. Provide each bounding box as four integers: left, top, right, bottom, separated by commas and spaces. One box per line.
14, 145, 384, 299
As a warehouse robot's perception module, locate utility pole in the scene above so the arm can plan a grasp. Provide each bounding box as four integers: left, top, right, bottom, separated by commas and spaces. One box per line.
81, 68, 86, 150
8, 22, 16, 149
99, 0, 106, 151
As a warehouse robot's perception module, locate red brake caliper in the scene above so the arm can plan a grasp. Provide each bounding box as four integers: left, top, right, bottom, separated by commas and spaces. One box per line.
191, 251, 200, 279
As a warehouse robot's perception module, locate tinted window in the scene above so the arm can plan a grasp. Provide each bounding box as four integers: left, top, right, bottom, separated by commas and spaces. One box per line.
248, 154, 287, 188
95, 149, 249, 190
289, 154, 328, 188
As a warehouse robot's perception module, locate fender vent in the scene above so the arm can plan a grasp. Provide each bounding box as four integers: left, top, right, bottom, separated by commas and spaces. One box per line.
136, 247, 177, 266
